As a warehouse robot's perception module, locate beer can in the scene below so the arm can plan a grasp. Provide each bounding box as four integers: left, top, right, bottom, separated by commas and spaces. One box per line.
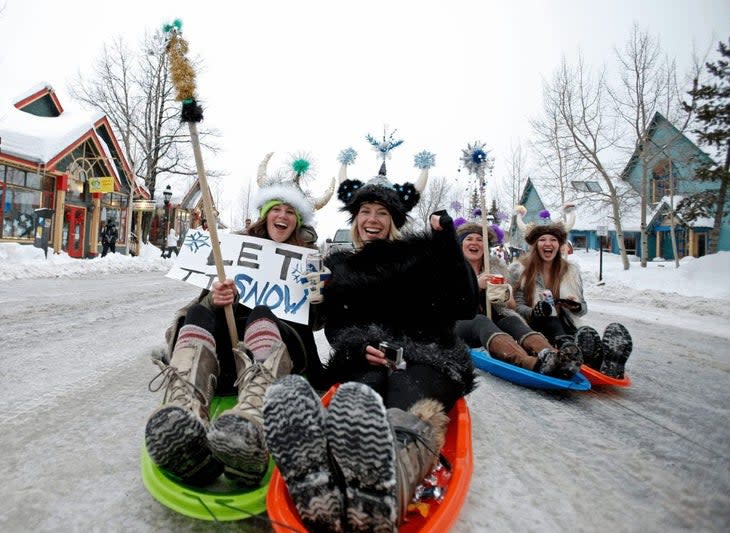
306, 252, 323, 273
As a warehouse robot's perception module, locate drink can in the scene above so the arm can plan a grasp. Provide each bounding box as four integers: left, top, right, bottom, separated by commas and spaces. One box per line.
541, 289, 555, 306
306, 252, 323, 273
489, 274, 505, 285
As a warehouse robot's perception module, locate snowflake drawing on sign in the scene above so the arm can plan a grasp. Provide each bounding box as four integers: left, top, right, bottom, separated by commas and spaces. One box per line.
184, 230, 211, 253
293, 263, 307, 284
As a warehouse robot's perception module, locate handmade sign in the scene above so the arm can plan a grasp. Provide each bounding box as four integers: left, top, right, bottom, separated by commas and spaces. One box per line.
166, 229, 315, 325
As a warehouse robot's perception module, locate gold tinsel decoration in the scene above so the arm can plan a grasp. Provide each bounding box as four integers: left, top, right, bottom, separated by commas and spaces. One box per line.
166, 31, 196, 102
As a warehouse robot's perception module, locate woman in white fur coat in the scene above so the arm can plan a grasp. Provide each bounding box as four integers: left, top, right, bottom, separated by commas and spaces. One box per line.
510, 205, 633, 378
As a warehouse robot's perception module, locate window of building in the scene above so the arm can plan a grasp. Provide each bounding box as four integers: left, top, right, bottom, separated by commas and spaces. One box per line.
652, 159, 677, 203
571, 180, 602, 193
0, 164, 53, 240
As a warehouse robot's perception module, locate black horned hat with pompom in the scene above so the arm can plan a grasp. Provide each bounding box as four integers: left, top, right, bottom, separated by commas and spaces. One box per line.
334, 130, 435, 229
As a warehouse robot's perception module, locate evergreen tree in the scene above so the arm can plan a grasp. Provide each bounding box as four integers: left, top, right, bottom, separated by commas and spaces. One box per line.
678, 39, 730, 253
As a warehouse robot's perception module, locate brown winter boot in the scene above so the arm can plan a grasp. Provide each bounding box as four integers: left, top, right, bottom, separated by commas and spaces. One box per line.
145, 331, 222, 485
390, 399, 450, 524
207, 341, 293, 485
488, 333, 538, 371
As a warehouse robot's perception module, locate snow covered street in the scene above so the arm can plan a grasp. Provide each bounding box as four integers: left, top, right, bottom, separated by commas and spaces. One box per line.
1, 252, 729, 531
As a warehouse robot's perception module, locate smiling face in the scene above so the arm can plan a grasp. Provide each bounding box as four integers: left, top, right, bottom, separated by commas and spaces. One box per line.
356, 202, 393, 243
461, 233, 484, 271
536, 233, 560, 263
265, 203, 298, 243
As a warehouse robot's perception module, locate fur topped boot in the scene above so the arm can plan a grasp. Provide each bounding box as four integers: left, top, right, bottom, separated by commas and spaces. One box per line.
145, 324, 222, 485
207, 342, 293, 485
390, 399, 449, 525
326, 385, 449, 532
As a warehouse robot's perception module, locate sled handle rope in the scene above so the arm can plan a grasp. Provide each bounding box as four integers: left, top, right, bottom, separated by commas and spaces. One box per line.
163, 20, 238, 348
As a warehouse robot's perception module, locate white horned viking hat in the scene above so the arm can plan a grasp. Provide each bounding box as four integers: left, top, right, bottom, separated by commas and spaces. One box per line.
335, 128, 434, 229
254, 152, 335, 226
515, 202, 576, 245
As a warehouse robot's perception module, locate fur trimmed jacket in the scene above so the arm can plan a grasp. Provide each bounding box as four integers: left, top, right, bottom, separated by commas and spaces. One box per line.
509, 260, 588, 331
319, 221, 479, 405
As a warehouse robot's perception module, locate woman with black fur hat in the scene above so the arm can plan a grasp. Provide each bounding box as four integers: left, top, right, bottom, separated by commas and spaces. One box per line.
454, 221, 582, 378
263, 139, 478, 532
510, 204, 633, 378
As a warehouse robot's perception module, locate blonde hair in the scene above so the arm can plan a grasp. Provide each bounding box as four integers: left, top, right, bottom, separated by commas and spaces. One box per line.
350, 214, 402, 249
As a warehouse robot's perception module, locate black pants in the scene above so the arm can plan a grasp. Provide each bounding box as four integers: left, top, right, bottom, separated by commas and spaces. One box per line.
183, 303, 312, 393
455, 313, 536, 349
101, 242, 115, 257
529, 315, 576, 346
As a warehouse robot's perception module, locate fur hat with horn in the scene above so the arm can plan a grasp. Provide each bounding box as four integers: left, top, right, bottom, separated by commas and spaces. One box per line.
254, 152, 335, 226
336, 128, 434, 229
514, 202, 577, 245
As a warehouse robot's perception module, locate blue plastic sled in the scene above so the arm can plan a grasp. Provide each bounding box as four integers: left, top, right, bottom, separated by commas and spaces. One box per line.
470, 348, 591, 391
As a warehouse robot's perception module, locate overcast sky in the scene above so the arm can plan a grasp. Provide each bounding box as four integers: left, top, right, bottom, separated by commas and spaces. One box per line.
1, 0, 728, 238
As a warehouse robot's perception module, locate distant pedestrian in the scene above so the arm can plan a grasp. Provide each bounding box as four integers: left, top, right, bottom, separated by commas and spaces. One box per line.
101, 220, 118, 257
163, 228, 179, 258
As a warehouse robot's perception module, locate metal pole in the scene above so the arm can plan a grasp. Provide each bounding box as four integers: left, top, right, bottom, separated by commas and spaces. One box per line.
599, 236, 603, 282
478, 168, 491, 320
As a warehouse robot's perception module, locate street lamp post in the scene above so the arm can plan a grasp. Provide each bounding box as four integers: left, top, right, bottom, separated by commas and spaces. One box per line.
162, 185, 173, 247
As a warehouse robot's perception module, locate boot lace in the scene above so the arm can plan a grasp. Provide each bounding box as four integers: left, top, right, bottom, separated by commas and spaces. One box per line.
148, 360, 210, 409
232, 362, 275, 415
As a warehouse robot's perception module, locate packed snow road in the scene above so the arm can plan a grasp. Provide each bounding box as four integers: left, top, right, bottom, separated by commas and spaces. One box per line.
1, 272, 728, 532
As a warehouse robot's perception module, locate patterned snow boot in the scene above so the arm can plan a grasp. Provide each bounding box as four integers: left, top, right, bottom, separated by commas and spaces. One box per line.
263, 375, 344, 533
207, 342, 293, 486
600, 323, 633, 378
534, 347, 560, 375
326, 382, 398, 532
145, 325, 222, 485
575, 326, 604, 370
553, 335, 584, 379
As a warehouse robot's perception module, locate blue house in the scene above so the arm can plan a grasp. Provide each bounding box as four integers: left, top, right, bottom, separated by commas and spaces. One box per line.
508, 112, 723, 259
619, 112, 721, 258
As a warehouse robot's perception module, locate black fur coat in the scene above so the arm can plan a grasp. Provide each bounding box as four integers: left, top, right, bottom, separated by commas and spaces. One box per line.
320, 222, 479, 401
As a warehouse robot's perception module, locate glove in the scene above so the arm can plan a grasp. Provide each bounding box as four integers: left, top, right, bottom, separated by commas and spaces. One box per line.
302, 267, 331, 304
487, 283, 512, 304
531, 300, 554, 319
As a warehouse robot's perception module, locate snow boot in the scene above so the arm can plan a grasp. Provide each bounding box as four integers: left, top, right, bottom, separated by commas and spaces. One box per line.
326, 382, 398, 532
575, 326, 603, 370
534, 347, 560, 376
389, 399, 449, 525
553, 335, 583, 379
263, 375, 344, 533
207, 341, 293, 486
145, 325, 222, 485
600, 323, 633, 378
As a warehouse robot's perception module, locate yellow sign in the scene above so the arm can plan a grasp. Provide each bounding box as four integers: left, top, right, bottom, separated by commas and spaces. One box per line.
88, 176, 115, 193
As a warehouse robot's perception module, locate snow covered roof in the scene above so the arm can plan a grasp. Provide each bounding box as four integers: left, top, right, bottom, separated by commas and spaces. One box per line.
0, 90, 104, 165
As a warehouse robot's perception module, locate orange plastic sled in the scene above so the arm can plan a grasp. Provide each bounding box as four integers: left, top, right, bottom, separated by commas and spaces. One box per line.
580, 364, 632, 387
267, 387, 473, 532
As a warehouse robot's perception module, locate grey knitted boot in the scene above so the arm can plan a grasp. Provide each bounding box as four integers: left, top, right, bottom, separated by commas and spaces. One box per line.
326, 382, 398, 533
263, 375, 344, 533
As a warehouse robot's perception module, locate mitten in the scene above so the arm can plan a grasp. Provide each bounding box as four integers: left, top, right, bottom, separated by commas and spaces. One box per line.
303, 267, 331, 304
531, 300, 554, 319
